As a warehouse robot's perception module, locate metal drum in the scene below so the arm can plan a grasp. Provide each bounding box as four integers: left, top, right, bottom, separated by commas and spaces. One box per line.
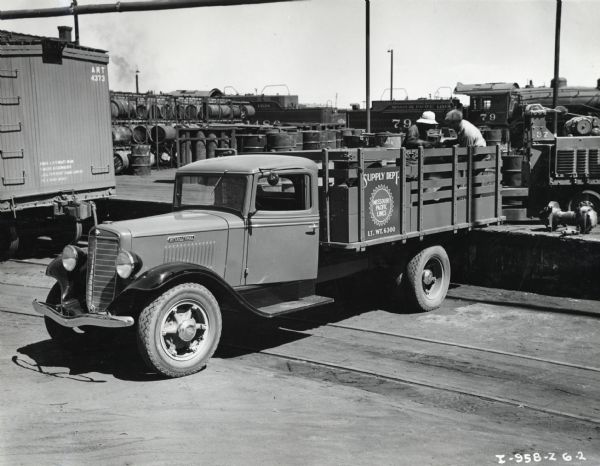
176, 104, 186, 120
132, 125, 149, 144
149, 104, 164, 120
483, 129, 502, 146
501, 155, 523, 187
193, 131, 206, 161
163, 103, 174, 120
127, 101, 136, 119
130, 144, 152, 176
290, 131, 303, 150
113, 150, 130, 175
184, 104, 198, 120
111, 125, 133, 146
149, 124, 176, 144
206, 133, 218, 158
302, 130, 321, 150
237, 134, 266, 153
136, 104, 149, 120
267, 132, 293, 151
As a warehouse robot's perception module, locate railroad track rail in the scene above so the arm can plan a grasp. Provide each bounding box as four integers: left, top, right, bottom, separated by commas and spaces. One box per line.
224, 341, 600, 426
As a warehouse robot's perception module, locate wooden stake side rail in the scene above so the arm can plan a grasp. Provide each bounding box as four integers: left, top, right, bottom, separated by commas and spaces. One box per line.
302, 146, 504, 250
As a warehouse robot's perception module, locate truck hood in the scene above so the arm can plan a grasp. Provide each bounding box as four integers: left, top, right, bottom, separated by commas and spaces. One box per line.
99, 210, 235, 239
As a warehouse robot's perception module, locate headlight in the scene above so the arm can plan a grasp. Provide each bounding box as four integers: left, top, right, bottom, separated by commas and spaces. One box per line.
62, 245, 80, 272
116, 250, 137, 279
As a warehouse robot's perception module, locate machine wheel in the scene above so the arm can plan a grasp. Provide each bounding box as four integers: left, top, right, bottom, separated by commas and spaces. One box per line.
567, 190, 600, 212
137, 283, 222, 378
405, 245, 450, 312
0, 225, 19, 261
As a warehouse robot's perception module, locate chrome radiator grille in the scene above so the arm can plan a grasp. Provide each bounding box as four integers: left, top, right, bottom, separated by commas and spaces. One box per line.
86, 230, 119, 313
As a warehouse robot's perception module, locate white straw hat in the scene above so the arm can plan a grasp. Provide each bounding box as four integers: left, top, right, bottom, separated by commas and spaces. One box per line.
416, 111, 438, 124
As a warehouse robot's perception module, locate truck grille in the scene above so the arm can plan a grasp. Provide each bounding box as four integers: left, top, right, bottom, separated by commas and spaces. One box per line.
86, 230, 119, 313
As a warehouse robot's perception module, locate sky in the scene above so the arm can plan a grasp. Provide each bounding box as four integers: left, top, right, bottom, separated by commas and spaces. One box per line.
1, 0, 599, 108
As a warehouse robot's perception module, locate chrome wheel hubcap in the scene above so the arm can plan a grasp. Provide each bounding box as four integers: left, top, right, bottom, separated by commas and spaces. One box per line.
160, 300, 209, 361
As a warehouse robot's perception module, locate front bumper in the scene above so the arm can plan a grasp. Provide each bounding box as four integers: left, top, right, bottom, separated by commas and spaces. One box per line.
32, 300, 134, 328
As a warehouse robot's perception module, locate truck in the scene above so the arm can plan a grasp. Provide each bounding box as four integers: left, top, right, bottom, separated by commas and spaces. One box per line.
33, 146, 503, 377
0, 28, 115, 257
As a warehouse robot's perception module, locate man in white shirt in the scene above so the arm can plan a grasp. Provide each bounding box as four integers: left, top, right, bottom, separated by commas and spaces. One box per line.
444, 109, 486, 147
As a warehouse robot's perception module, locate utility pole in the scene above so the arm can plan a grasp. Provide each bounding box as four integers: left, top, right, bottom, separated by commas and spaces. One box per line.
387, 48, 393, 101
365, 0, 371, 133
552, 0, 562, 135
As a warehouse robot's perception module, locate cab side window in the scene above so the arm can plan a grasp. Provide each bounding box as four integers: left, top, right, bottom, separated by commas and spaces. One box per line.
255, 174, 311, 211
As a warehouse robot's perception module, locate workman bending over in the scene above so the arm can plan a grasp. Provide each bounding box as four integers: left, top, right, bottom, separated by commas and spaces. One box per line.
404, 111, 438, 148
444, 109, 486, 147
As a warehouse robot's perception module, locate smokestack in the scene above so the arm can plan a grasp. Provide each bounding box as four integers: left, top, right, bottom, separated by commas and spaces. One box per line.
57, 25, 72, 42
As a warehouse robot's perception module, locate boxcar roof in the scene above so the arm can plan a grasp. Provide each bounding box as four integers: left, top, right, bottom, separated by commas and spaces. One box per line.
0, 29, 106, 53
177, 154, 318, 175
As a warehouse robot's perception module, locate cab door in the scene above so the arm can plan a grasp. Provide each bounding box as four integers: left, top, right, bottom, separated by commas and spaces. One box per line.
244, 170, 319, 285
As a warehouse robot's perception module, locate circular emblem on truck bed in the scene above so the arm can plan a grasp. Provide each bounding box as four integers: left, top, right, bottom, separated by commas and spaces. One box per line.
369, 184, 394, 226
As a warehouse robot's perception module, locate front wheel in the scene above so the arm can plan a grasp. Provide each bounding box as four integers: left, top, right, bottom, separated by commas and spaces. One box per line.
405, 245, 450, 312
137, 283, 222, 378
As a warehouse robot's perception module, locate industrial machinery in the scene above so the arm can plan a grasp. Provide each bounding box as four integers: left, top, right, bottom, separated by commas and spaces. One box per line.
0, 28, 114, 257
33, 145, 502, 377
455, 79, 600, 220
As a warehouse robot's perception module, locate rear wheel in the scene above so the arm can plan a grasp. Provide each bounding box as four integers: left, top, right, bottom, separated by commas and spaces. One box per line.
405, 245, 450, 312
137, 283, 222, 378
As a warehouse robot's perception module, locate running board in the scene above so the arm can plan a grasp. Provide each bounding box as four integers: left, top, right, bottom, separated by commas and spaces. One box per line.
257, 295, 334, 317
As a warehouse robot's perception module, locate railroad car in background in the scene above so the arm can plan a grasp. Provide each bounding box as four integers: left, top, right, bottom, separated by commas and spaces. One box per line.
455, 79, 600, 220
345, 96, 462, 134
0, 28, 115, 258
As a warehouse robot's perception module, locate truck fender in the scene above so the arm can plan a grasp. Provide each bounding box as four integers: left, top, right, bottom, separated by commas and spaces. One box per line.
121, 262, 266, 317
46, 256, 86, 302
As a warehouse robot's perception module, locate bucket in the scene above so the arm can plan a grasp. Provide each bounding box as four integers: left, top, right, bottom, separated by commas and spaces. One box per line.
267, 132, 293, 151
130, 144, 152, 176
302, 130, 321, 150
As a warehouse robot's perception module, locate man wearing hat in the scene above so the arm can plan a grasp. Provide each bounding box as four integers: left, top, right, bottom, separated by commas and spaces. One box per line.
444, 109, 486, 147
403, 111, 439, 148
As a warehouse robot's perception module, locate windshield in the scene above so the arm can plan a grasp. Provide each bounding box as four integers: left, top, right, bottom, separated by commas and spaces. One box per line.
176, 174, 247, 213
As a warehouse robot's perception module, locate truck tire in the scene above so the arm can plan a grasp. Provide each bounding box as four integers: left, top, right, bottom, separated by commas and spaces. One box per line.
137, 283, 222, 378
405, 245, 450, 312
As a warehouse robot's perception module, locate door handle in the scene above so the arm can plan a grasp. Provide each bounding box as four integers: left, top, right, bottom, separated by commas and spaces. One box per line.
305, 224, 318, 235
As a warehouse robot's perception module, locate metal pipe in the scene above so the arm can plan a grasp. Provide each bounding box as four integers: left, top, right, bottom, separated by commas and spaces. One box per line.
387, 48, 393, 101
365, 0, 371, 133
552, 0, 562, 135
0, 0, 303, 19
72, 0, 79, 44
